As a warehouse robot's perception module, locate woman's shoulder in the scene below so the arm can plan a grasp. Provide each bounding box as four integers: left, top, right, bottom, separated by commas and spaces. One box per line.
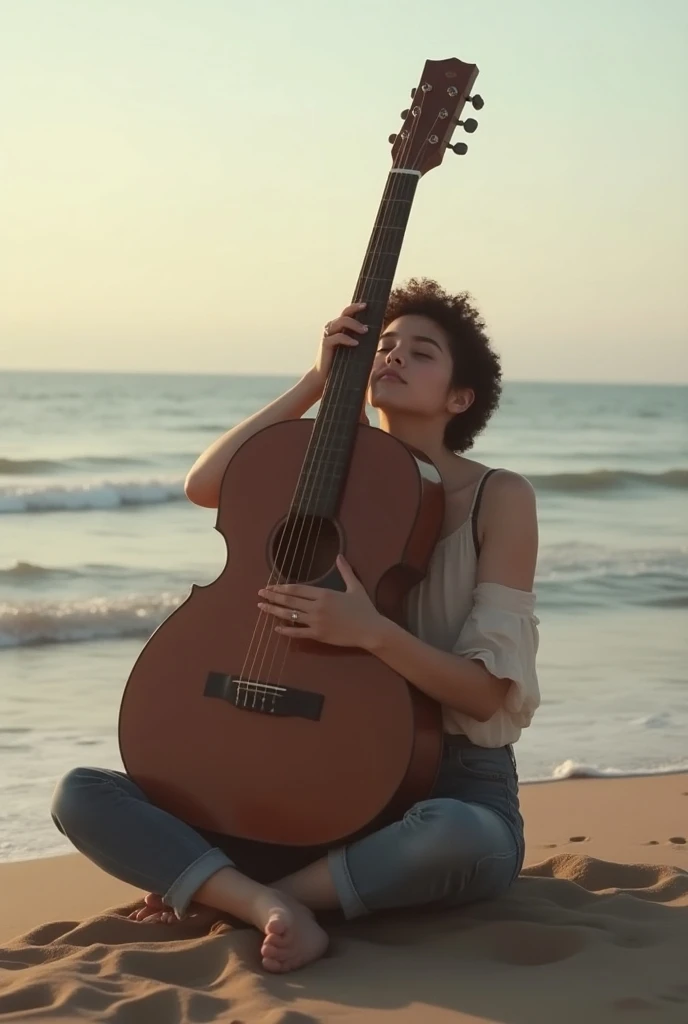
483, 468, 536, 507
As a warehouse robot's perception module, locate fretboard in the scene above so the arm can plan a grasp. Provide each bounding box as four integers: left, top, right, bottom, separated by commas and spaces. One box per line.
294, 169, 420, 519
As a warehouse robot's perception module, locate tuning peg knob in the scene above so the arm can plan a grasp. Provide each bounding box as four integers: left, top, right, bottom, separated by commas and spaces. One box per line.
450, 142, 468, 155
410, 88, 416, 98
400, 108, 410, 118
388, 133, 397, 144
457, 117, 478, 133
468, 94, 484, 110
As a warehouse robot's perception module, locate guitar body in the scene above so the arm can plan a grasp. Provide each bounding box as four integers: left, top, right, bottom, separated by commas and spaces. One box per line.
118, 55, 481, 850
119, 420, 444, 846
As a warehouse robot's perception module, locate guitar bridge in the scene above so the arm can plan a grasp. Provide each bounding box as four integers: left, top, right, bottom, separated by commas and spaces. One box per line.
204, 671, 324, 722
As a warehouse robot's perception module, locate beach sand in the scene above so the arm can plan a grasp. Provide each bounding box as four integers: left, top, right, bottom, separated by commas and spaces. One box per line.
1, 773, 687, 1023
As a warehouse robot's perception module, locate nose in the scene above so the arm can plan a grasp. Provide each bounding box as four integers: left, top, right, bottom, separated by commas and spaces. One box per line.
385, 345, 405, 367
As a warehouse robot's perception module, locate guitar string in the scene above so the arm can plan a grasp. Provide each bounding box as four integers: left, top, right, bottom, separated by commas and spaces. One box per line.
259, 98, 439, 695
238, 83, 453, 703
236, 101, 426, 703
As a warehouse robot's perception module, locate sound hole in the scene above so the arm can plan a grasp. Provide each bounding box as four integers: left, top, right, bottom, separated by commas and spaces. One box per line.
271, 515, 340, 583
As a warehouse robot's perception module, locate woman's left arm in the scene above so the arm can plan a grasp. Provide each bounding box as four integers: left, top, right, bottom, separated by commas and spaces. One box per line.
365, 471, 538, 722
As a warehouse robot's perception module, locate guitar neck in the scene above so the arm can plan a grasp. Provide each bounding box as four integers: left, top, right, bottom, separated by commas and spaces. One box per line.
295, 169, 420, 519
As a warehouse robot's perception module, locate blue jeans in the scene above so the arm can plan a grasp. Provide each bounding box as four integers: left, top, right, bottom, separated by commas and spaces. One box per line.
50, 734, 525, 921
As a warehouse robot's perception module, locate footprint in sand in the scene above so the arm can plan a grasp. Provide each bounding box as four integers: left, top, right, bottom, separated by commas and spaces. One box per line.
537, 837, 589, 848
489, 922, 587, 966
613, 985, 688, 1011
668, 836, 686, 845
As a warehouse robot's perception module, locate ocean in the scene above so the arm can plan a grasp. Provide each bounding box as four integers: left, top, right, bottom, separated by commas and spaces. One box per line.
1, 370, 686, 863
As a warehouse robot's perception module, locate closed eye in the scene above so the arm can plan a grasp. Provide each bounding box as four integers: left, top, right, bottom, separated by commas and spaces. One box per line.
376, 347, 432, 359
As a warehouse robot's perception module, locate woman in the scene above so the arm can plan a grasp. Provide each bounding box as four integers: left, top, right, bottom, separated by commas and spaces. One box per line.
51, 278, 540, 973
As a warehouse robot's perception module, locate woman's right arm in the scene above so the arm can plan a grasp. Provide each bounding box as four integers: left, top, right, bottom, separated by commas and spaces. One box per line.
184, 372, 321, 507
184, 303, 368, 508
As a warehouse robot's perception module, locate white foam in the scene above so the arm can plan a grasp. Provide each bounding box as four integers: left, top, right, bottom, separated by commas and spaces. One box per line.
521, 758, 688, 783
0, 477, 185, 513
0, 592, 184, 647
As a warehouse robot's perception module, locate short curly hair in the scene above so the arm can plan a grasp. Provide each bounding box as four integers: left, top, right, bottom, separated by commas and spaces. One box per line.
382, 277, 502, 453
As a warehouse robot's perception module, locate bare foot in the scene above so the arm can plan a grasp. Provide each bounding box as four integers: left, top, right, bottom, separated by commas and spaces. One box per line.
127, 892, 224, 927
253, 890, 329, 973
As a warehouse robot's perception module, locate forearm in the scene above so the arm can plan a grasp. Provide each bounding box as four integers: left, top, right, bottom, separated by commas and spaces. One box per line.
366, 616, 508, 723
184, 372, 321, 507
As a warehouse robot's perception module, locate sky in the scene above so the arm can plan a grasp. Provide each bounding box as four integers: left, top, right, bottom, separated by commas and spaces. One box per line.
1, 0, 687, 382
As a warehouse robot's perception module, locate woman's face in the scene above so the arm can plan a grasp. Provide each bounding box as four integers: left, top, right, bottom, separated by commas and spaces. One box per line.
367, 314, 459, 418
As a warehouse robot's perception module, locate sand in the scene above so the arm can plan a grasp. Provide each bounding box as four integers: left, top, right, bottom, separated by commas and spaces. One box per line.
1, 773, 687, 1023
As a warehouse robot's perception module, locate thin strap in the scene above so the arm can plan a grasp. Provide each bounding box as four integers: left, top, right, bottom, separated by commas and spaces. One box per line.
471, 468, 499, 558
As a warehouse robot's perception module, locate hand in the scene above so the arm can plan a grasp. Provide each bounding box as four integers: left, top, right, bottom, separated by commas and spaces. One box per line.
309, 303, 369, 394
257, 554, 383, 650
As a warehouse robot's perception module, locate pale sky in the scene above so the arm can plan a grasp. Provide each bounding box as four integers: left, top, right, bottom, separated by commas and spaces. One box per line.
1, 0, 687, 382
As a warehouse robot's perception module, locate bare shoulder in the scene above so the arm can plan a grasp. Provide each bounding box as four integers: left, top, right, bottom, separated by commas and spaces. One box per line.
480, 470, 538, 543
477, 471, 538, 587
485, 469, 537, 511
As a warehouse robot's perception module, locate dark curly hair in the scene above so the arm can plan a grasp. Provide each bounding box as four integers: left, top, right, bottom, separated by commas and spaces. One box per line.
382, 277, 502, 453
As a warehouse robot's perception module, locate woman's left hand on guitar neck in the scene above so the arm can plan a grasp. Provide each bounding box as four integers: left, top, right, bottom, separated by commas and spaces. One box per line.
258, 555, 383, 650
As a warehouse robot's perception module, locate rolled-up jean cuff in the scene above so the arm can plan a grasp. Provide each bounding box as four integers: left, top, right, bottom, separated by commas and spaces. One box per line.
163, 847, 234, 919
327, 847, 369, 920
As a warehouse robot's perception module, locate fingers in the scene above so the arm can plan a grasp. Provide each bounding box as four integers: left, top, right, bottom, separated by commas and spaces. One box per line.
336, 316, 368, 335
258, 588, 313, 609
325, 318, 368, 345
340, 301, 366, 318
325, 304, 368, 342
259, 602, 309, 623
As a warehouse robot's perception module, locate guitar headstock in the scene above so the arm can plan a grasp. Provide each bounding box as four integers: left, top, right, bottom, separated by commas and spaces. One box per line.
389, 57, 481, 176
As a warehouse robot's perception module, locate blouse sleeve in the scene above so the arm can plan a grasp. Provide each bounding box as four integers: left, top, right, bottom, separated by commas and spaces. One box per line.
449, 581, 541, 746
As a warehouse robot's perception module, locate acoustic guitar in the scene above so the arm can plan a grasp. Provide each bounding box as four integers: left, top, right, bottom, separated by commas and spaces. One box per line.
119, 56, 483, 847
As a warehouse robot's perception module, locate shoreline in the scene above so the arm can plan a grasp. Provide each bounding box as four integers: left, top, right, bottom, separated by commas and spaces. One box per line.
3, 767, 688, 869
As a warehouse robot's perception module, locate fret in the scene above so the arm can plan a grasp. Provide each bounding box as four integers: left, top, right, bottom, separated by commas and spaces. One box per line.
358, 250, 403, 259
355, 274, 399, 286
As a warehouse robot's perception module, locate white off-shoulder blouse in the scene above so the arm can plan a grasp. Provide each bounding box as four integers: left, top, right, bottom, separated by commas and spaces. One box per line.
405, 471, 541, 747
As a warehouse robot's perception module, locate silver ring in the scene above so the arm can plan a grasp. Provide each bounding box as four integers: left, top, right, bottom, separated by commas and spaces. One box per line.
323, 321, 333, 339
291, 610, 299, 622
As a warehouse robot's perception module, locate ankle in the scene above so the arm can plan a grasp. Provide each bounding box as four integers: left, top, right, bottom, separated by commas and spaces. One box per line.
192, 867, 273, 927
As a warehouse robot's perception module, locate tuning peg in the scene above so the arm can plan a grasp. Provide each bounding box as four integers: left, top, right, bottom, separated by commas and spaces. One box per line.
410, 88, 416, 98
457, 117, 478, 133
388, 133, 397, 144
467, 94, 484, 110
400, 108, 410, 118
449, 142, 468, 155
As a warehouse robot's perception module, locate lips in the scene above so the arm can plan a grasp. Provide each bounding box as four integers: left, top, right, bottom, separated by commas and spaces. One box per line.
375, 370, 406, 384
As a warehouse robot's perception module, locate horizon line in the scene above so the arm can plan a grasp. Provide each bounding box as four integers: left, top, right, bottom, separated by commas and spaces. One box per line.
0, 367, 687, 388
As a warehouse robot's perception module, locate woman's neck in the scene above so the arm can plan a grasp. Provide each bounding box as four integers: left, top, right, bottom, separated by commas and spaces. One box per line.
376, 409, 460, 479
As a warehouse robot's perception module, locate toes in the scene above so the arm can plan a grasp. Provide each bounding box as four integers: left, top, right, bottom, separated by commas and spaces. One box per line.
262, 956, 288, 973
261, 939, 290, 960
138, 908, 160, 921
265, 912, 290, 937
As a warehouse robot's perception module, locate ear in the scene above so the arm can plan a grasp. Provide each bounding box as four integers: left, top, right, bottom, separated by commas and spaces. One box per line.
447, 387, 475, 416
